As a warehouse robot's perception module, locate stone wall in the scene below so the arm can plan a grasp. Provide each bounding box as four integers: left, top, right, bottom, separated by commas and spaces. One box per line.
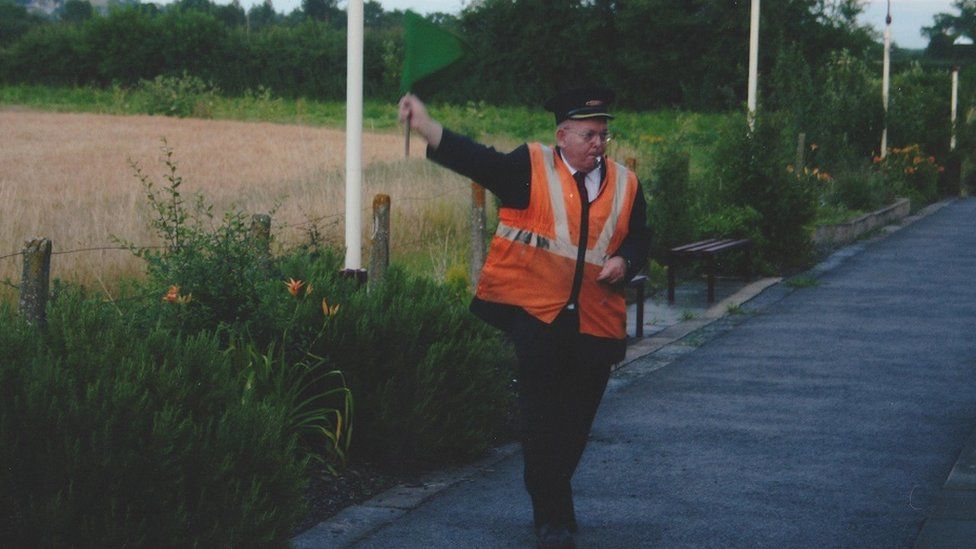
811, 198, 911, 249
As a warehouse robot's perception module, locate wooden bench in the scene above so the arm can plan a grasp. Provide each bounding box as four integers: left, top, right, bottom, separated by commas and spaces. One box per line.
667, 238, 752, 305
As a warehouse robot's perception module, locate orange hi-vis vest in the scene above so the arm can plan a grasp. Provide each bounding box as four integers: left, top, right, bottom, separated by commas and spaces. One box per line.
475, 143, 639, 339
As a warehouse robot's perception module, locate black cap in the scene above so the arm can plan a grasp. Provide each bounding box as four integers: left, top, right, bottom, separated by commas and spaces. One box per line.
543, 87, 615, 125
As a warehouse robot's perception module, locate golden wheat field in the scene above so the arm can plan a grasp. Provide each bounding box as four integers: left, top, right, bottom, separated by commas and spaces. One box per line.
0, 108, 481, 299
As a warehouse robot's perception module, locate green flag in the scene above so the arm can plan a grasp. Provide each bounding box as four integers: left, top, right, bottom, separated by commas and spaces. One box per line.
400, 11, 470, 95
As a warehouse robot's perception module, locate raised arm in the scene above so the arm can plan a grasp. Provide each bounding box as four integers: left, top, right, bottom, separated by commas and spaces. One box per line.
398, 94, 531, 208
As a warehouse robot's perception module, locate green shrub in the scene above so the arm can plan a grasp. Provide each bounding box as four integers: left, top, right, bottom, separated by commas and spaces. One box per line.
0, 291, 307, 546
697, 204, 764, 243
709, 115, 817, 269
120, 143, 273, 335
697, 204, 765, 274
133, 72, 219, 118
876, 144, 942, 208
307, 266, 515, 470
117, 148, 515, 472
225, 336, 354, 474
646, 144, 695, 262
825, 164, 892, 212
888, 65, 952, 161
809, 50, 884, 166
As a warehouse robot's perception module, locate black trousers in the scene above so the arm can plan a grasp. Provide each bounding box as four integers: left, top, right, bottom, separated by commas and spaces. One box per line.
510, 309, 613, 528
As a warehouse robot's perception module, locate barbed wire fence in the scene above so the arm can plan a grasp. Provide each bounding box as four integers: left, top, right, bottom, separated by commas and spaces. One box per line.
2, 157, 638, 327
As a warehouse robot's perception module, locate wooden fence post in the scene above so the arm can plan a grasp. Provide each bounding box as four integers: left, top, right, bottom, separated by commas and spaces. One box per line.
19, 237, 52, 328
369, 194, 390, 290
470, 183, 486, 288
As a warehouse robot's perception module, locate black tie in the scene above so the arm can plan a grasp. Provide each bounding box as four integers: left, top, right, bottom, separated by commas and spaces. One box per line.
567, 170, 591, 311
574, 171, 588, 203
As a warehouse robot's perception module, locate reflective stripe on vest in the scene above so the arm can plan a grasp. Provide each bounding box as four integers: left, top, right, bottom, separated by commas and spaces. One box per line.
493, 144, 631, 267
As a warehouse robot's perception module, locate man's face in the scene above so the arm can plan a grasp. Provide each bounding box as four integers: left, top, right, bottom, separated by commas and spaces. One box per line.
556, 118, 609, 173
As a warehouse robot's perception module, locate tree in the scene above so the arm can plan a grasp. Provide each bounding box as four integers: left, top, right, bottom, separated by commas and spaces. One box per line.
174, 0, 213, 14
0, 0, 45, 47
247, 0, 278, 31
364, 0, 395, 28
61, 0, 94, 24
214, 0, 245, 27
923, 1, 976, 50
301, 0, 338, 23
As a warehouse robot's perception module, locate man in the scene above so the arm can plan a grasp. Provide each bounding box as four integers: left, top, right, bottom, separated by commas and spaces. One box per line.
398, 88, 649, 549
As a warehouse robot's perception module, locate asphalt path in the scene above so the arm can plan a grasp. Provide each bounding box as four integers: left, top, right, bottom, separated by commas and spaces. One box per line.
348, 198, 976, 548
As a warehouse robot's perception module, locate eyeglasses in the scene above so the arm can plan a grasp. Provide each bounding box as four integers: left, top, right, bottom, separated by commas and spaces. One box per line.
570, 130, 613, 144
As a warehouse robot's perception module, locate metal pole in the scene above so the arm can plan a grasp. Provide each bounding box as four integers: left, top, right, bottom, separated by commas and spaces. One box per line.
747, 0, 760, 130
951, 66, 959, 151
344, 0, 364, 272
881, 0, 891, 159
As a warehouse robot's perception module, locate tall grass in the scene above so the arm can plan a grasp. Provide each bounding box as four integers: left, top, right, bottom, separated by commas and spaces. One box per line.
0, 109, 475, 300
0, 85, 739, 302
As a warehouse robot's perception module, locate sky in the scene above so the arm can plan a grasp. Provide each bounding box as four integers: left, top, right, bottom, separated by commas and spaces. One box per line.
858, 0, 957, 49
215, 0, 955, 50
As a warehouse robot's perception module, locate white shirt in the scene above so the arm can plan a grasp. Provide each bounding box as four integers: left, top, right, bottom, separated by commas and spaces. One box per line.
559, 151, 601, 203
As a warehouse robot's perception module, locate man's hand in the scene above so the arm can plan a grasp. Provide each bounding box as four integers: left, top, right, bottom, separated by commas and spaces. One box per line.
398, 94, 443, 149
597, 256, 628, 285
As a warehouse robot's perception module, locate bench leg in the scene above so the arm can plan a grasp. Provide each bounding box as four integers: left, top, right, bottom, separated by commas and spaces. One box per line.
744, 247, 752, 281
667, 264, 676, 304
635, 282, 645, 338
707, 256, 715, 303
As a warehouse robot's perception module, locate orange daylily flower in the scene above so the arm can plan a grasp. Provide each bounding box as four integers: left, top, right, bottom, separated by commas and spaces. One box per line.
162, 285, 191, 305
162, 285, 180, 303
285, 278, 305, 296
322, 297, 340, 317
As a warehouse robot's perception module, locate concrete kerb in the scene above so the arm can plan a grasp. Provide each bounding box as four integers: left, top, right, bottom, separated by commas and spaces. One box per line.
293, 443, 522, 548
292, 197, 957, 548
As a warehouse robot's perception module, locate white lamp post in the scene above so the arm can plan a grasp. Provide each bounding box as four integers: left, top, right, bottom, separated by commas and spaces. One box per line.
345, 0, 364, 274
881, 0, 891, 159
951, 66, 959, 152
747, 0, 760, 130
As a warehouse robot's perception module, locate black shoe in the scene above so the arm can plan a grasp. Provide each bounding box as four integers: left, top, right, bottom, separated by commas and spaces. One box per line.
535, 523, 576, 549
